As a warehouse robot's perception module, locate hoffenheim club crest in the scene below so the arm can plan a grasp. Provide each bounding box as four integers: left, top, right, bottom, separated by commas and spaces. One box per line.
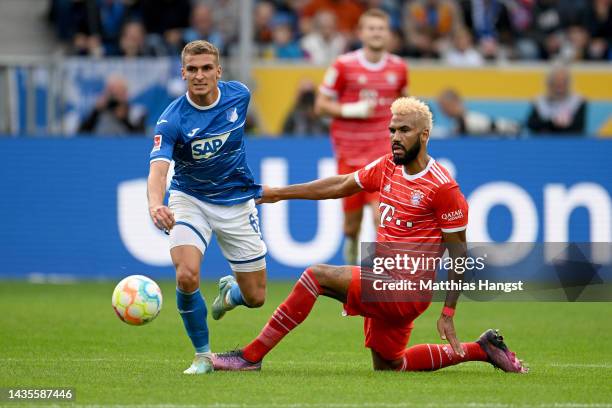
226, 107, 238, 123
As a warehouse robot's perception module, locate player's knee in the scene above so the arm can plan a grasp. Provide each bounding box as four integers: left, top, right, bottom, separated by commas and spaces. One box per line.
309, 264, 337, 287
344, 227, 359, 238
371, 350, 403, 371
309, 264, 327, 280
372, 362, 396, 371
343, 221, 360, 237
175, 264, 200, 292
242, 289, 265, 308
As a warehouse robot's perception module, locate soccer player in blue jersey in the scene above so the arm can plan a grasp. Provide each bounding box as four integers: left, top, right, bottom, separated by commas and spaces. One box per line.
147, 40, 267, 374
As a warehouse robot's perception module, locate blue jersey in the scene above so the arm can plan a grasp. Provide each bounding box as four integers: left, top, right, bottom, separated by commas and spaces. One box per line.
150, 81, 261, 205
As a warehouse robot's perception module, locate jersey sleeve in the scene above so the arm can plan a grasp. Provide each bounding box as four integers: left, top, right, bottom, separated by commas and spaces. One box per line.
431, 183, 469, 233
354, 156, 386, 193
225, 81, 251, 128
229, 80, 252, 102
149, 119, 178, 163
319, 59, 345, 98
238, 82, 251, 116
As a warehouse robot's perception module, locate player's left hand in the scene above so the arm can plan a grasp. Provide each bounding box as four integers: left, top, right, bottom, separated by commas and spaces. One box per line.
437, 315, 465, 357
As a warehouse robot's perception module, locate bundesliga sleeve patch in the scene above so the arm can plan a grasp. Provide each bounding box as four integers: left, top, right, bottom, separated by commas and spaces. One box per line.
323, 67, 338, 87
152, 135, 162, 152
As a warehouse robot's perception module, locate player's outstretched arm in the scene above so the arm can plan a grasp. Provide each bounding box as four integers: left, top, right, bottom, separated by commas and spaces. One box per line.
257, 173, 362, 204
147, 160, 175, 231
437, 229, 467, 357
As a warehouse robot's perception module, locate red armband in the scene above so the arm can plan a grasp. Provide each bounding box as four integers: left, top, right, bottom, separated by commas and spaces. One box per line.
442, 306, 455, 317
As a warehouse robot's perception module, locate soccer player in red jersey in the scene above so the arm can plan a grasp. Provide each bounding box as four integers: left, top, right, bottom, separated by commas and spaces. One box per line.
315, 8, 409, 264
213, 97, 527, 373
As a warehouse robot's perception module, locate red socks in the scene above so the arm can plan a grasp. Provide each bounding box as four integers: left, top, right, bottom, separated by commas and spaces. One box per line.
243, 268, 322, 363
242, 267, 488, 371
400, 342, 488, 371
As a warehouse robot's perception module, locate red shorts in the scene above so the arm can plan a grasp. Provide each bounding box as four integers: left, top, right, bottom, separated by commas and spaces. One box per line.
337, 159, 379, 212
343, 266, 431, 361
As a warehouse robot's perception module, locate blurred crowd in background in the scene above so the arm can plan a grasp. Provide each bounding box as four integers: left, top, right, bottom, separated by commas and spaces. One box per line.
282, 64, 588, 138
37, 0, 611, 138
49, 0, 612, 64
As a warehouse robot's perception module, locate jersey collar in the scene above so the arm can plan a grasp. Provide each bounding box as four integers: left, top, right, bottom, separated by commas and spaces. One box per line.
356, 49, 388, 71
402, 158, 434, 181
186, 87, 221, 110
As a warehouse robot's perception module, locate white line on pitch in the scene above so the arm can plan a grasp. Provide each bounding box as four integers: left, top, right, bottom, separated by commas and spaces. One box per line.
8, 403, 612, 408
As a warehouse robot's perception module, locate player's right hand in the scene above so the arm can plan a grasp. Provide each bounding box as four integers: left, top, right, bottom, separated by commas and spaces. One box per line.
436, 315, 465, 357
340, 100, 375, 119
149, 205, 175, 232
256, 185, 280, 204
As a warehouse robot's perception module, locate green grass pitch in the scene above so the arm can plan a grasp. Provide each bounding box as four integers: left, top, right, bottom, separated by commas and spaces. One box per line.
1, 281, 611, 407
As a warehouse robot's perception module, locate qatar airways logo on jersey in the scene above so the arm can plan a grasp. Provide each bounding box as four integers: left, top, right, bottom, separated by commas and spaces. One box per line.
191, 132, 230, 160
442, 209, 464, 222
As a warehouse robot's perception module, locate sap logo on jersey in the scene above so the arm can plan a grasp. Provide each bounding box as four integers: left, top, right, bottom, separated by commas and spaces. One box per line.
191, 132, 230, 159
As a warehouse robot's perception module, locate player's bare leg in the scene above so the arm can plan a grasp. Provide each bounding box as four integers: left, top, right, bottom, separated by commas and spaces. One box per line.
173, 246, 201, 294
171, 245, 213, 374
371, 330, 527, 373
212, 264, 352, 370
343, 208, 363, 264
371, 349, 403, 371
212, 268, 266, 320
310, 264, 351, 301
235, 269, 267, 306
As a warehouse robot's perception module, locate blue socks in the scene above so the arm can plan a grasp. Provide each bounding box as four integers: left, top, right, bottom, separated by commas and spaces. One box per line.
176, 288, 210, 353
229, 283, 247, 307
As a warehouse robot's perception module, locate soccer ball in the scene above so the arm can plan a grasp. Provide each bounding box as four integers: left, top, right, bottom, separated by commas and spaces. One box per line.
112, 275, 163, 325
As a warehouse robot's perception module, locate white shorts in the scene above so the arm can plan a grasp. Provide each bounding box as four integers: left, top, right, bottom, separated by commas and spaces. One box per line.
168, 190, 267, 272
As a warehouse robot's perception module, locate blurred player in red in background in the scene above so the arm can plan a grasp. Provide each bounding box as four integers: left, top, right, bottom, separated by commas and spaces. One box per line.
213, 97, 527, 374
315, 8, 409, 264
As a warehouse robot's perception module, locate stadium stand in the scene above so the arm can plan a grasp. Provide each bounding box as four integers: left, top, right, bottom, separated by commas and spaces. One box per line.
0, 0, 610, 137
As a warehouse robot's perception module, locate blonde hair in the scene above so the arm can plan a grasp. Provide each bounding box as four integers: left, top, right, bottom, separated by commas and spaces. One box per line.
359, 8, 390, 27
181, 40, 220, 65
391, 97, 433, 131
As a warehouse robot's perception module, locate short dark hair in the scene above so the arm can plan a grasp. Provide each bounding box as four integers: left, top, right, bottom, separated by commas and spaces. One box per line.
181, 40, 220, 65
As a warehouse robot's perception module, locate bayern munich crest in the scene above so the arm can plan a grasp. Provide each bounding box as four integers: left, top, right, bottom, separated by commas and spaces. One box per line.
410, 190, 424, 206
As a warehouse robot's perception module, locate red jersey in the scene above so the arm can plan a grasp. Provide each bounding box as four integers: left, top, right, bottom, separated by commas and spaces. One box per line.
319, 50, 409, 167
354, 155, 469, 244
